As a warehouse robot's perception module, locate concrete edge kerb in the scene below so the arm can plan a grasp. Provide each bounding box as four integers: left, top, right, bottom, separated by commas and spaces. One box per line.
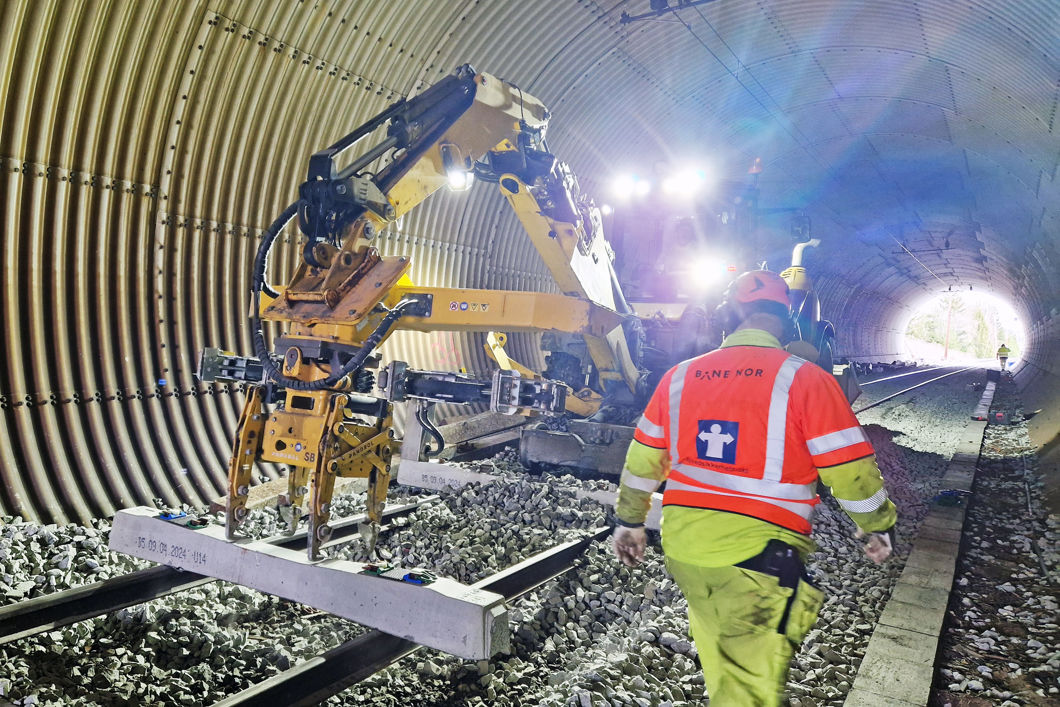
842, 384, 995, 705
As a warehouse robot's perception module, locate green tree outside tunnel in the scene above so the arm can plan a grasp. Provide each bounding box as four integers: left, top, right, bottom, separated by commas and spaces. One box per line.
974, 309, 992, 358
905, 293, 1022, 360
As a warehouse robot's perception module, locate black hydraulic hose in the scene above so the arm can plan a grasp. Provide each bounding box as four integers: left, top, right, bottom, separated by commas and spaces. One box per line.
252, 201, 299, 300
417, 404, 445, 458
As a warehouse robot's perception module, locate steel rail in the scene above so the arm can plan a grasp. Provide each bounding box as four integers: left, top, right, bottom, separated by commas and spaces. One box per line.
0, 496, 438, 645
212, 526, 614, 707
853, 367, 977, 414
858, 365, 946, 386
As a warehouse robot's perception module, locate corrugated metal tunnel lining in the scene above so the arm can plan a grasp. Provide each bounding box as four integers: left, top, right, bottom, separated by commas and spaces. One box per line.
1, 0, 1057, 523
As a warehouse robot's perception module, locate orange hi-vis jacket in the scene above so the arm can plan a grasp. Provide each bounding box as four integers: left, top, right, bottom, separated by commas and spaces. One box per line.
633, 341, 875, 534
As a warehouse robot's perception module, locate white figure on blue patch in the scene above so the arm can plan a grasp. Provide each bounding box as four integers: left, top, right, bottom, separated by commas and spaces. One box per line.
698, 423, 734, 459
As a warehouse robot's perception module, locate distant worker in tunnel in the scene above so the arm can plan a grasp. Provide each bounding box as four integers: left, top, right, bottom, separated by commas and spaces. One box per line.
996, 342, 1011, 371
611, 269, 898, 706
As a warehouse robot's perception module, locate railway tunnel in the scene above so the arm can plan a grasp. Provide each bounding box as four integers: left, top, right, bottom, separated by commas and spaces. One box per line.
0, 1, 1057, 705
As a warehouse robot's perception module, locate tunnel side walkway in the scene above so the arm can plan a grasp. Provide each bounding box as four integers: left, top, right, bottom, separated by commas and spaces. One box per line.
844, 387, 992, 704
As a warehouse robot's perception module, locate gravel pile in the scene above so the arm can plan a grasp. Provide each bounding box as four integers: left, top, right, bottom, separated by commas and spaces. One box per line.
2, 367, 1049, 706
932, 375, 1060, 707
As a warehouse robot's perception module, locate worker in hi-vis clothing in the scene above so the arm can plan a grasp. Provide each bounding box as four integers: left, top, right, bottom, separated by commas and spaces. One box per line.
996, 343, 1010, 371
612, 269, 897, 706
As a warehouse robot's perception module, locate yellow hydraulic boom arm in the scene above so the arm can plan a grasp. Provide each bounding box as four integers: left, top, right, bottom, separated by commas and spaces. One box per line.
214, 65, 641, 558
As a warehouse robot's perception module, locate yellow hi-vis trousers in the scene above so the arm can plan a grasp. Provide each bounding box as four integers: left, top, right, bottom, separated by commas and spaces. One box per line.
665, 556, 825, 706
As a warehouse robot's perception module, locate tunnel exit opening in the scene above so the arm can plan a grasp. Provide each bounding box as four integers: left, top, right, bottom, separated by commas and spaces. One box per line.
901, 291, 1026, 368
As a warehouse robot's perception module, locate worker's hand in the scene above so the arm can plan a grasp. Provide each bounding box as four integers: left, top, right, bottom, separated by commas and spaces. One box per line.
856, 527, 894, 564
613, 525, 647, 567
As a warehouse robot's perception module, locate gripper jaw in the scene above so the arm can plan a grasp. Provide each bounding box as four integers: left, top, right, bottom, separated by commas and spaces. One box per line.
307, 511, 332, 560
224, 386, 265, 541
304, 394, 347, 560
279, 465, 310, 536
222, 384, 395, 558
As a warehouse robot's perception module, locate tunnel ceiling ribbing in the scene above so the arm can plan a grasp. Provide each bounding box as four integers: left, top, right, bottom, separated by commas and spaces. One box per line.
0, 0, 1056, 523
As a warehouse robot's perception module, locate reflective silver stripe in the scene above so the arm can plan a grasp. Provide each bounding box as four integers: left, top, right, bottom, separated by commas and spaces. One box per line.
762, 356, 806, 482
668, 361, 692, 463
672, 462, 817, 501
835, 487, 889, 513
636, 415, 665, 440
621, 468, 661, 494
807, 426, 868, 456
665, 478, 815, 520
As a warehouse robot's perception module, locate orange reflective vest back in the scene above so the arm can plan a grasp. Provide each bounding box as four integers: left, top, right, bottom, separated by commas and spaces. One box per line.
633, 345, 874, 534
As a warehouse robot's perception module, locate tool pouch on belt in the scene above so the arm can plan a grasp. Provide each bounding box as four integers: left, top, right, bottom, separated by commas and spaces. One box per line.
736, 539, 824, 643
784, 577, 824, 644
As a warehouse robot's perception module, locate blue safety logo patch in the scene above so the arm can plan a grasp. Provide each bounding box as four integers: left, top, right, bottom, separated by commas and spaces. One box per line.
696, 419, 738, 465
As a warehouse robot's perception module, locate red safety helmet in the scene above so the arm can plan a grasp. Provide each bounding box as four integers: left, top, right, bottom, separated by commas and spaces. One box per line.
726, 270, 790, 307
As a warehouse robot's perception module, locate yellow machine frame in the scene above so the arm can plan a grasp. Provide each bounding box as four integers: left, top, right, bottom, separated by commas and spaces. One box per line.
220, 66, 642, 558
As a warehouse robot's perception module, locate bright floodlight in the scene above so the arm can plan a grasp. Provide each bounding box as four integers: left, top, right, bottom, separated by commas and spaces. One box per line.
610, 174, 636, 199
662, 167, 712, 199
600, 204, 614, 215
687, 253, 730, 291
441, 142, 474, 191
612, 174, 652, 198
446, 168, 474, 191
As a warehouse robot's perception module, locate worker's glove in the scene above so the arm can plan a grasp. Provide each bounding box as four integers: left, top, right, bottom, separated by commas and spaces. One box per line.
612, 525, 647, 567
856, 526, 895, 564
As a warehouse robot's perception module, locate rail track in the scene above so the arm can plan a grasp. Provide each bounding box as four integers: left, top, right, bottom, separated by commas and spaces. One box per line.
1, 493, 610, 706
213, 527, 611, 707
857, 365, 945, 386
0, 496, 440, 645
853, 365, 979, 414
